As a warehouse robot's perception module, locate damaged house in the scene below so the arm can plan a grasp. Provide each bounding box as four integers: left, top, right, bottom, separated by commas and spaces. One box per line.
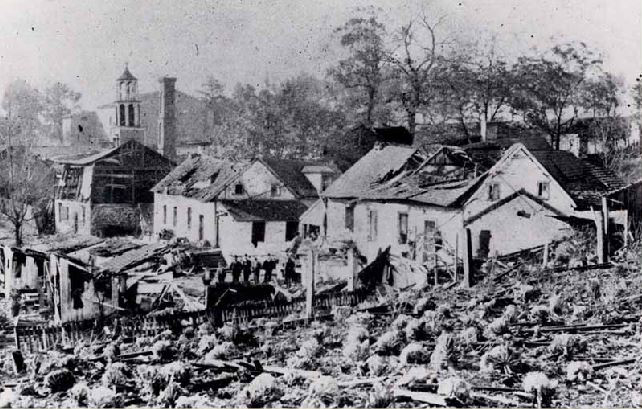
53, 139, 174, 237
303, 135, 625, 286
151, 154, 339, 258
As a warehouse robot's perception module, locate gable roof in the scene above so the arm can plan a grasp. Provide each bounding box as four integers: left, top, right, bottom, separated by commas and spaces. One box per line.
261, 157, 326, 199
151, 155, 249, 201
220, 199, 308, 222
322, 145, 424, 199
464, 141, 625, 209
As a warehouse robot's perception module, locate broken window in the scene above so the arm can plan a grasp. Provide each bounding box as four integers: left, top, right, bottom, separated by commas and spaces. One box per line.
68, 264, 85, 310
345, 205, 354, 232
172, 206, 177, 227
321, 175, 333, 192
234, 183, 244, 195
187, 207, 192, 229
398, 212, 409, 244
368, 210, 378, 241
285, 221, 298, 241
537, 181, 550, 199
251, 221, 265, 246
488, 183, 501, 201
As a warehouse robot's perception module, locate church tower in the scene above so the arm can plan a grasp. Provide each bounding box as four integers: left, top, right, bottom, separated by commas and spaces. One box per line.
111, 64, 144, 146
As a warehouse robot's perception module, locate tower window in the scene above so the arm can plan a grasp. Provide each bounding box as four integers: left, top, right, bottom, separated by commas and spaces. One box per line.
128, 104, 135, 126
119, 104, 125, 126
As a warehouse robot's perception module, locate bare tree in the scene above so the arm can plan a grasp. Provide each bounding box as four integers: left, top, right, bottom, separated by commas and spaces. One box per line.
387, 12, 445, 136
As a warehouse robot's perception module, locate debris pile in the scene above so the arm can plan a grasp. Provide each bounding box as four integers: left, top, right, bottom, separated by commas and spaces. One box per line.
0, 236, 639, 408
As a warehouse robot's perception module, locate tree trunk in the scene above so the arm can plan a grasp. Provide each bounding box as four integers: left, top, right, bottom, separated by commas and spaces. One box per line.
407, 108, 416, 137
366, 88, 376, 128
14, 222, 22, 247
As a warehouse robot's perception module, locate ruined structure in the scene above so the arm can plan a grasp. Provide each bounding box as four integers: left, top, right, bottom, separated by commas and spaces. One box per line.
53, 140, 174, 237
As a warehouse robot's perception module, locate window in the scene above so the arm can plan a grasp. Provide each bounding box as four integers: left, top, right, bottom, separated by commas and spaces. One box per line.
537, 181, 550, 199
345, 205, 354, 232
198, 215, 204, 241
82, 206, 86, 226
187, 207, 192, 229
488, 183, 501, 201
234, 183, 244, 195
128, 104, 135, 126
69, 265, 85, 310
398, 212, 409, 244
251, 221, 266, 246
285, 221, 298, 241
270, 184, 281, 197
368, 210, 378, 241
172, 207, 177, 227
119, 104, 125, 126
58, 203, 62, 222
64, 206, 69, 221
163, 205, 167, 224
321, 175, 332, 192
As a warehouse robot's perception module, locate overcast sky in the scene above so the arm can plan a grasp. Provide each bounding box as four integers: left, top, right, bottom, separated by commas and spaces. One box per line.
0, 0, 640, 111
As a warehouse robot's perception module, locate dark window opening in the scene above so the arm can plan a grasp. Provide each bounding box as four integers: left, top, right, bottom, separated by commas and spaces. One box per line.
128, 104, 135, 126
163, 205, 167, 224
398, 212, 409, 244
251, 221, 266, 247
172, 207, 177, 227
270, 184, 281, 197
36, 258, 45, 277
304, 224, 320, 239
119, 104, 125, 126
234, 183, 244, 195
198, 215, 204, 241
58, 203, 62, 221
78, 125, 83, 133
187, 207, 192, 229
537, 181, 550, 199
69, 264, 86, 310
285, 221, 298, 241
345, 205, 354, 232
478, 230, 492, 259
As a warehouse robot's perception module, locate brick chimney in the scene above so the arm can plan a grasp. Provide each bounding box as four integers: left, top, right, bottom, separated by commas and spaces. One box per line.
158, 77, 177, 159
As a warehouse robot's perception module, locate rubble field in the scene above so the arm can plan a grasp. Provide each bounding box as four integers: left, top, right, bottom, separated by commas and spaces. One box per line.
0, 240, 639, 408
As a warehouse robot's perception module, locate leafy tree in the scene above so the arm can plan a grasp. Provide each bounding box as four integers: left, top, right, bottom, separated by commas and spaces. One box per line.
579, 72, 621, 117
330, 15, 388, 127
1, 79, 43, 142
42, 82, 81, 143
511, 43, 603, 150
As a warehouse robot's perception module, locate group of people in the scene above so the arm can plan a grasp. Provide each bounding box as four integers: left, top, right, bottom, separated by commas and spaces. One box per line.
222, 254, 278, 284
219, 254, 299, 286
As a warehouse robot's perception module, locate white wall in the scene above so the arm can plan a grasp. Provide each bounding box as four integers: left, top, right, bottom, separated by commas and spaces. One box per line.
152, 193, 218, 244
54, 199, 92, 236
467, 195, 573, 256
218, 213, 292, 259
324, 199, 462, 263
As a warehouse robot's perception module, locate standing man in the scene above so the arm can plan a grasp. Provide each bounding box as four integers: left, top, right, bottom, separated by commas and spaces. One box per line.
252, 257, 261, 283
231, 255, 242, 282
263, 254, 274, 283
242, 254, 252, 283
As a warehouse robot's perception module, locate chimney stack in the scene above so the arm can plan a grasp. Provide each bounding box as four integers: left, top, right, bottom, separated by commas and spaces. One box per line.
158, 76, 177, 159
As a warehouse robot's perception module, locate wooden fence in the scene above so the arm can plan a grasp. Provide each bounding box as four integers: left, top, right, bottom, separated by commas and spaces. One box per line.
14, 288, 370, 354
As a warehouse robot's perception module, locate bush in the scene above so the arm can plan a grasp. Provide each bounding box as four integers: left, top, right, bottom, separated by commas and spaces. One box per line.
45, 369, 75, 392
400, 342, 430, 364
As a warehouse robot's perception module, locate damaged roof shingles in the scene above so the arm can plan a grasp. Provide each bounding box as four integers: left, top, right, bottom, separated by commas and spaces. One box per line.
152, 155, 250, 201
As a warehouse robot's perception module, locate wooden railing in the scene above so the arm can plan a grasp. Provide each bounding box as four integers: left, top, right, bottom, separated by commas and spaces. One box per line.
13, 288, 370, 354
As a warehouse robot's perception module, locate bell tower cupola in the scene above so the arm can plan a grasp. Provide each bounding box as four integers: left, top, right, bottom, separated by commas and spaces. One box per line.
111, 64, 144, 146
